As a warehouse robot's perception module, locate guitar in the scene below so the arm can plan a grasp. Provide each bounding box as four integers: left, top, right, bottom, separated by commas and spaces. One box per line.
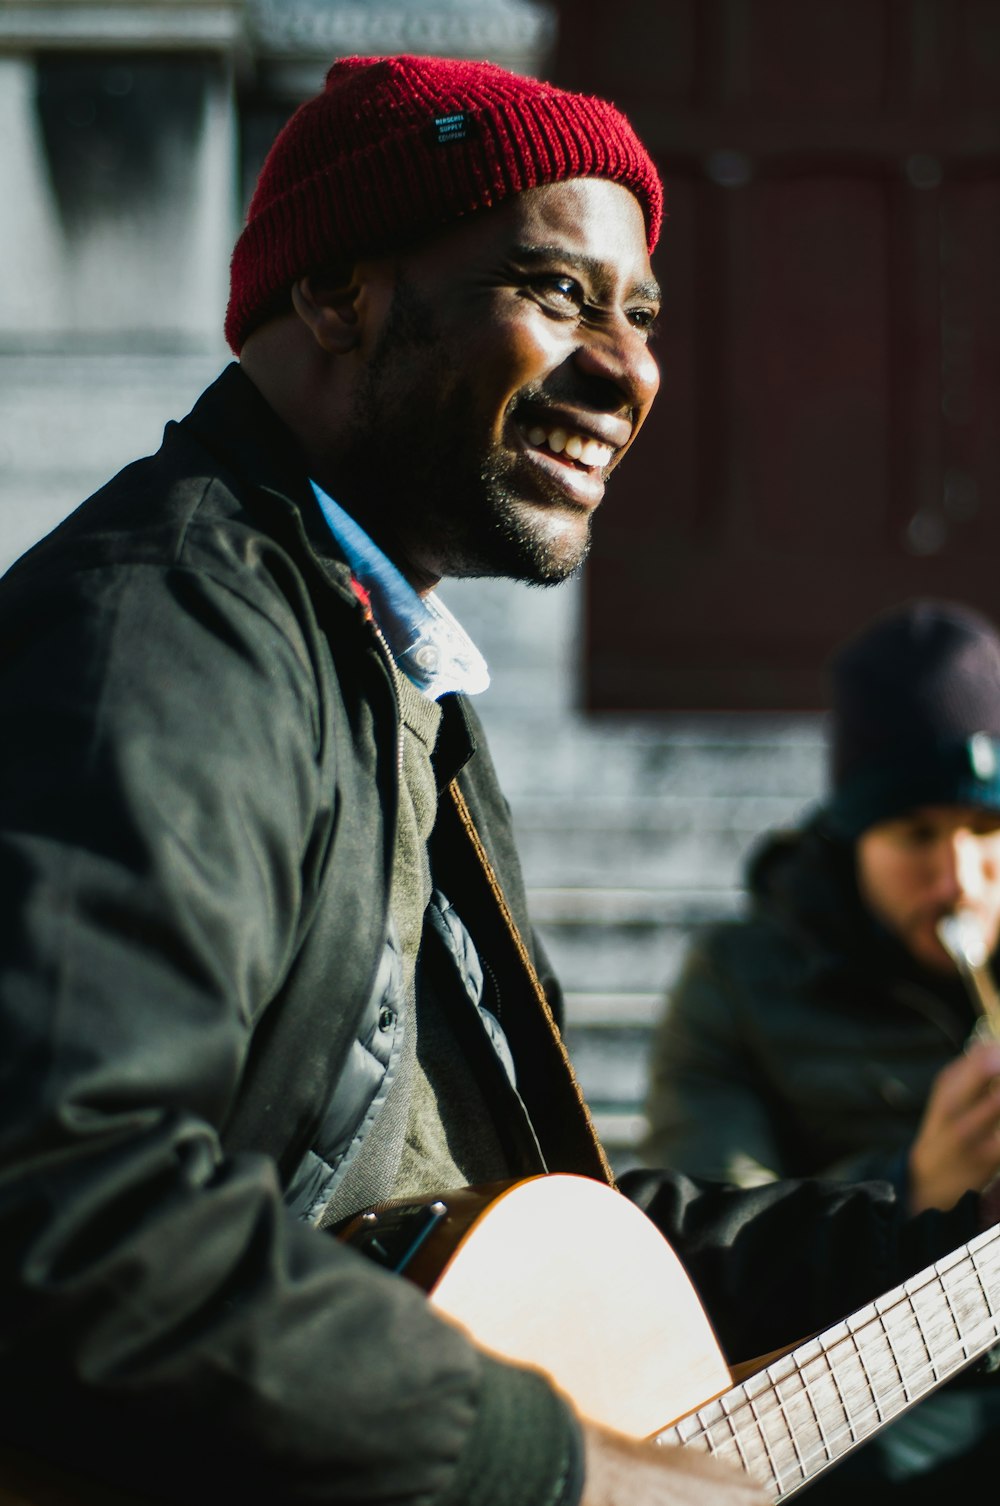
338, 1172, 1000, 1501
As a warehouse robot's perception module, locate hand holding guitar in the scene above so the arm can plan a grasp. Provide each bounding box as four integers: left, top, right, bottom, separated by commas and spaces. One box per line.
580, 1420, 768, 1506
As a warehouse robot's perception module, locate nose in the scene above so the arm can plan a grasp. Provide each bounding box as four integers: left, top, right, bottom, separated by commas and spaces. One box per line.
573, 316, 660, 417
939, 830, 990, 907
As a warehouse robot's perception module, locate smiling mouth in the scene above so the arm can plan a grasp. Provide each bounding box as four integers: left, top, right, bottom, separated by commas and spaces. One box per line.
519, 422, 615, 472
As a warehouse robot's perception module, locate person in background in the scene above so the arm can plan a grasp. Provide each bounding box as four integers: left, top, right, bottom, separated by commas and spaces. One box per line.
1, 54, 997, 1506
642, 596, 1000, 1503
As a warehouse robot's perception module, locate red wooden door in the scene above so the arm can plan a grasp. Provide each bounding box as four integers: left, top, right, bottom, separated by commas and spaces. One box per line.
552, 0, 1000, 710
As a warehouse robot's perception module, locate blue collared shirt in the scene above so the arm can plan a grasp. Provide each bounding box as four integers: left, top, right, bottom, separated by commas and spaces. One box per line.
310, 480, 490, 700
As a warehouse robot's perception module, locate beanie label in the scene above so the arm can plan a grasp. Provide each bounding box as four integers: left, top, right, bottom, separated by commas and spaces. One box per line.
432, 112, 472, 146
970, 732, 998, 780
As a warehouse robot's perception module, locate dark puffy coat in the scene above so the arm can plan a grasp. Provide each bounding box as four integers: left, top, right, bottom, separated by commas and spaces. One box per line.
642, 816, 980, 1186
0, 368, 985, 1506
642, 813, 1000, 1502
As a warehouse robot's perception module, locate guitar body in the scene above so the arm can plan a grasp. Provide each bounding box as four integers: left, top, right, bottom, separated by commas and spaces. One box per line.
4, 1173, 1000, 1503
338, 1172, 733, 1437
340, 1172, 1000, 1501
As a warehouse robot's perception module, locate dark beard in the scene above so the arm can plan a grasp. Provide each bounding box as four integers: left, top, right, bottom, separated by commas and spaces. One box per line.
447, 451, 593, 586
332, 272, 593, 587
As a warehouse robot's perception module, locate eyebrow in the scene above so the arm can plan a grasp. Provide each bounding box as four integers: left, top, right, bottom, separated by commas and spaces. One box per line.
510, 243, 662, 305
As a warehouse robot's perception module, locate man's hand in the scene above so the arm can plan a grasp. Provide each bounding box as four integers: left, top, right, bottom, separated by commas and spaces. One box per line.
580, 1419, 769, 1505
909, 1038, 1000, 1213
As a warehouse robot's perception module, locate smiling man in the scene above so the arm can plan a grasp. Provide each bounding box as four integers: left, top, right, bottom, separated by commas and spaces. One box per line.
1, 55, 998, 1506
242, 173, 661, 589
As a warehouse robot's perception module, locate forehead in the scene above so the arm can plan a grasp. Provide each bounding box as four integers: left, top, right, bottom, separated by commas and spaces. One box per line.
873, 804, 1000, 837
409, 177, 657, 293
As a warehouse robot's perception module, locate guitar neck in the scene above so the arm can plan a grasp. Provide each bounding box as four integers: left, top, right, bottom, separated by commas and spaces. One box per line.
655, 1221, 1000, 1499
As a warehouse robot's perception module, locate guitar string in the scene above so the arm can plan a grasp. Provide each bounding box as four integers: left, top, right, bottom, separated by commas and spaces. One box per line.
669, 1308, 1000, 1497
658, 1238, 1000, 1497
682, 1308, 1000, 1496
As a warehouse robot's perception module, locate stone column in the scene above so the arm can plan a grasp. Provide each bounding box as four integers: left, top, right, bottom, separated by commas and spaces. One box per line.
245, 0, 558, 104
0, 0, 244, 348
0, 0, 244, 572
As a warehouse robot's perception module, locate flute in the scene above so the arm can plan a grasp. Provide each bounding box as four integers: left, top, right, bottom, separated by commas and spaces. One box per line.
937, 912, 1000, 1043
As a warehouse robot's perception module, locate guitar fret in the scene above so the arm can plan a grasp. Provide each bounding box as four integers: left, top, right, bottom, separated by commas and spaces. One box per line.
667, 1382, 781, 1493
941, 1259, 974, 1365
759, 1393, 803, 1485
853, 1303, 899, 1419
814, 1320, 868, 1444
888, 1281, 937, 1402
959, 1239, 1000, 1356
772, 1343, 837, 1472
385, 1177, 1000, 1506
709, 1394, 755, 1479
658, 1228, 1000, 1500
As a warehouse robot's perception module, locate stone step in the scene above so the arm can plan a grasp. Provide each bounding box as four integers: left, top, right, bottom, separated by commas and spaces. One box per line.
559, 998, 675, 1175
0, 351, 229, 574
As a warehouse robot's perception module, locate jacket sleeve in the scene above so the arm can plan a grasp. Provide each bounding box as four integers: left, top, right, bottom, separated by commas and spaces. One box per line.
640, 926, 788, 1184
618, 1166, 983, 1366
0, 534, 581, 1506
641, 927, 919, 1201
819, 1145, 912, 1198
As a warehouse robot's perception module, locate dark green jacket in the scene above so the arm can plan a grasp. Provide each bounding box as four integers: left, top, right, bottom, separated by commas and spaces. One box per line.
642, 815, 980, 1190
0, 368, 984, 1506
641, 814, 1000, 1501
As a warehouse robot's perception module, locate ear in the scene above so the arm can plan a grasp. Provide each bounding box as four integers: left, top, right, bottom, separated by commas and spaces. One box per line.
291, 272, 362, 354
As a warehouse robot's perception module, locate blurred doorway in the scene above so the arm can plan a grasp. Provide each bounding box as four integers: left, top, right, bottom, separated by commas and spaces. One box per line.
554, 0, 1000, 711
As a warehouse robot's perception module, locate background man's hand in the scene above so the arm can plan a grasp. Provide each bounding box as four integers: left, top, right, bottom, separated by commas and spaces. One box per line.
909, 1038, 1000, 1212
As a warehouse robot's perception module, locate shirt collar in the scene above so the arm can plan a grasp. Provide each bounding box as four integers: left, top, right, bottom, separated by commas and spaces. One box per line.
309, 480, 490, 700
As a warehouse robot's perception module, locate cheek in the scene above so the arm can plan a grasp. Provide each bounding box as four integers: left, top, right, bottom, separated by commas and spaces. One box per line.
980, 838, 1000, 881
471, 305, 569, 385
449, 331, 553, 436
498, 321, 564, 386
857, 848, 918, 924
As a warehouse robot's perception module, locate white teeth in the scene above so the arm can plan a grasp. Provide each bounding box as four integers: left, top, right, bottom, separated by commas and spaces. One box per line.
523, 423, 614, 468
580, 439, 611, 467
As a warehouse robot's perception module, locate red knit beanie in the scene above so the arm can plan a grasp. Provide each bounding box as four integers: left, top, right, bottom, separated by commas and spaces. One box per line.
225, 53, 663, 353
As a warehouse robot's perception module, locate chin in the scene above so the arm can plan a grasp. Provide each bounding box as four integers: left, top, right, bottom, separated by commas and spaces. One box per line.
519, 511, 592, 578
919, 943, 959, 976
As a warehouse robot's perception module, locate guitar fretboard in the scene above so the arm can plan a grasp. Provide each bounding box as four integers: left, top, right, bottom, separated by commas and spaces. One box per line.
655, 1222, 1000, 1499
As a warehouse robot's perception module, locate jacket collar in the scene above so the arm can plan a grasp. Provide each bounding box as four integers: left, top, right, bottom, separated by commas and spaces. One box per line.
179, 362, 353, 590
180, 364, 481, 787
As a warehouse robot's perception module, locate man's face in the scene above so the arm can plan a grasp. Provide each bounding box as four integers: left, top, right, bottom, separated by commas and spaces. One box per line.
856, 805, 1000, 972
331, 177, 661, 590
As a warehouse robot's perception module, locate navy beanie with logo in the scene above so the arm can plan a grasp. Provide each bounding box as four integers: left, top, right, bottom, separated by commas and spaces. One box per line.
825, 599, 1000, 840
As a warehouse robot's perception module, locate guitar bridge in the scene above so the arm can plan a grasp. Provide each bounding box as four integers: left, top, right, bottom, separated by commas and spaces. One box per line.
340, 1198, 449, 1274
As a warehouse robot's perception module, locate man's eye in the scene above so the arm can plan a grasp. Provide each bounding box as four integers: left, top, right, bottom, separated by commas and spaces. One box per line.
628, 306, 660, 337
532, 275, 582, 306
